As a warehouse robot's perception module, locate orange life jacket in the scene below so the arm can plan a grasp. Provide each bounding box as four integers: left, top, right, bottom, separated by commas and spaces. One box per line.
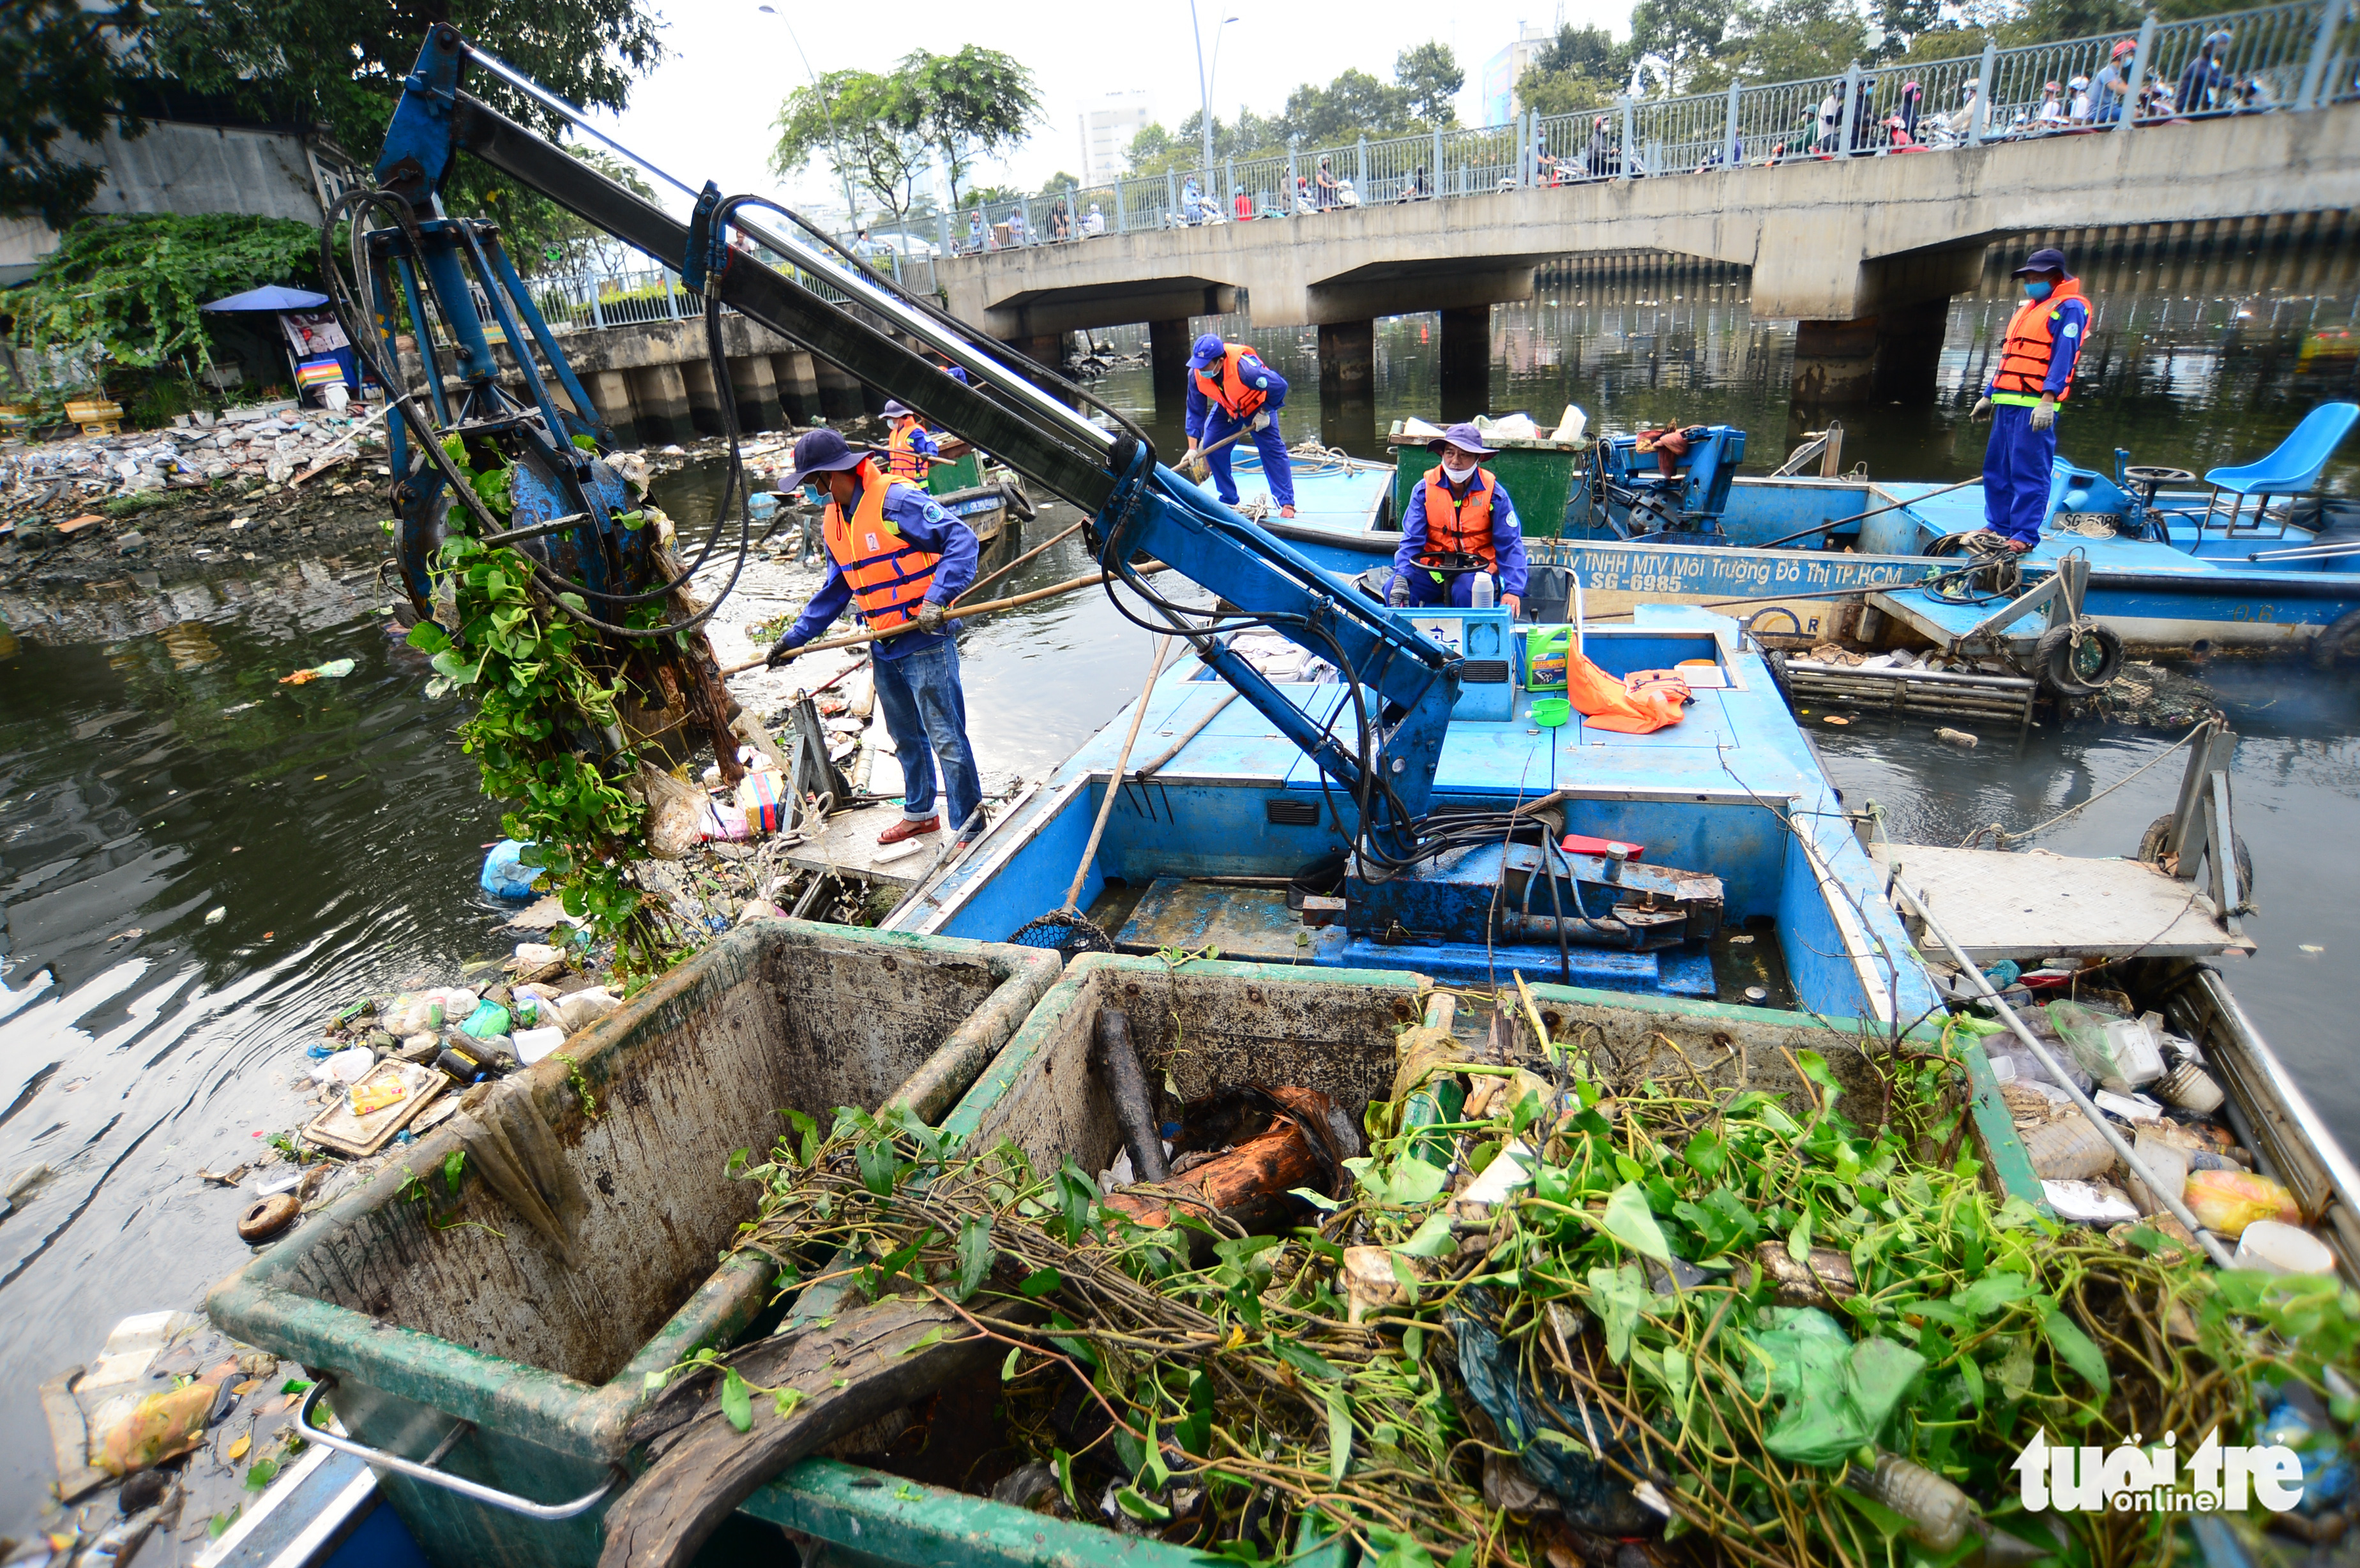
1418, 467, 1499, 567
822, 466, 941, 635
1992, 277, 2087, 403
885, 420, 929, 481
1191, 343, 1268, 421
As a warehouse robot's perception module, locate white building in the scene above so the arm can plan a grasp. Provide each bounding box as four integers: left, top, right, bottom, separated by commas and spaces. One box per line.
1481, 18, 1564, 124
1077, 90, 1153, 185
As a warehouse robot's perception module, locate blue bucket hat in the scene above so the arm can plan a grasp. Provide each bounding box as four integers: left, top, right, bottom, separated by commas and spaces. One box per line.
782, 426, 870, 489
1187, 333, 1227, 369
1430, 421, 1499, 457
2011, 246, 2070, 277
881, 400, 913, 418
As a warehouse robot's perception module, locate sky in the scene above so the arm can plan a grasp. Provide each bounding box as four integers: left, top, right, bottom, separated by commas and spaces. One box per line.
573, 0, 1632, 232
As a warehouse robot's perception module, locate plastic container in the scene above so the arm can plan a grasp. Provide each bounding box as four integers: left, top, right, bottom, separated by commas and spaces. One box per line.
2234, 1219, 2338, 1276
2155, 1060, 2226, 1113
208, 921, 1060, 1568
1524, 625, 1572, 691
1531, 697, 1573, 728
1471, 572, 1495, 609
2020, 1115, 2115, 1180
1857, 1453, 1972, 1551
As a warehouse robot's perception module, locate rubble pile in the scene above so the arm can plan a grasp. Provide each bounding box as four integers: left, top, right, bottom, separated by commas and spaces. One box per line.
0, 402, 390, 520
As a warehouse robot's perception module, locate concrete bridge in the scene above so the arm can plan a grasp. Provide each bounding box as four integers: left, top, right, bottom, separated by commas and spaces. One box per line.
939, 103, 2360, 405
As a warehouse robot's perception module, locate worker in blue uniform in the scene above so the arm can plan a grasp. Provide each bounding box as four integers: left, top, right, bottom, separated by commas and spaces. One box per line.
881, 400, 939, 481
1182, 334, 1296, 517
1970, 246, 2091, 552
766, 428, 986, 843
1386, 423, 1529, 614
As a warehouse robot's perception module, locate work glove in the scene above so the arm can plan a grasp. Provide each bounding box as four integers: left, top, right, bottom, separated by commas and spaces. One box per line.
915, 600, 948, 635
764, 635, 801, 669
2030, 395, 2057, 432
1250, 411, 1272, 432
1387, 578, 1411, 608
1970, 396, 1993, 421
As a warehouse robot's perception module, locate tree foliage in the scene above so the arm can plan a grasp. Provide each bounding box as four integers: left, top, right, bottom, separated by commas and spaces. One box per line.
1394, 41, 1465, 128
1126, 41, 1463, 177
476, 147, 658, 276
891, 47, 1041, 209
1, 0, 147, 225
770, 68, 930, 224
10, 211, 317, 368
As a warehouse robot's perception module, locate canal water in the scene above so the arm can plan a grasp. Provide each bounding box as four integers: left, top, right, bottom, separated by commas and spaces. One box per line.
3, 246, 2356, 1532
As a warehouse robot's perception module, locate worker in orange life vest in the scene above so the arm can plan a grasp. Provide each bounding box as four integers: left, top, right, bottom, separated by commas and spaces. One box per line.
765, 428, 985, 844
1182, 334, 1296, 516
1969, 246, 2091, 551
1385, 423, 1529, 614
881, 400, 938, 481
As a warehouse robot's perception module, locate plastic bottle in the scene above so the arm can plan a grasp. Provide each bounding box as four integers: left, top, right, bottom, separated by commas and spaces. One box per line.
1857, 1452, 1972, 1551
1471, 573, 1495, 610
2020, 1115, 2114, 1180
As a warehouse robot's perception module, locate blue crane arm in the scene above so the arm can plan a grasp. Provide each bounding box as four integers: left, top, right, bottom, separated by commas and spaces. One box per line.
373, 25, 1462, 849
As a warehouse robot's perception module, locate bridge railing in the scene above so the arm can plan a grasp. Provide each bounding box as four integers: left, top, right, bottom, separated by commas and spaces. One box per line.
940, 0, 2350, 255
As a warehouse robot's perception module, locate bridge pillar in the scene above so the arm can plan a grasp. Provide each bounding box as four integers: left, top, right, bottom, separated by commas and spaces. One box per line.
1317, 320, 1376, 453
1437, 307, 1492, 419
812, 356, 866, 421
727, 354, 785, 432
627, 364, 694, 447
771, 351, 820, 425
586, 370, 639, 448
1792, 302, 1953, 406
1148, 319, 1194, 407
679, 357, 727, 435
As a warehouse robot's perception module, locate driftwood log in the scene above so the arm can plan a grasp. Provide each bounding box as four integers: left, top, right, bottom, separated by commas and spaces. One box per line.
1092, 1007, 1169, 1182
596, 1290, 1042, 1568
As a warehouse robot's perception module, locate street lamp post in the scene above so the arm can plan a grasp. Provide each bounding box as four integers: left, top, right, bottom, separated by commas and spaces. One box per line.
1188, 4, 1238, 201
757, 4, 863, 243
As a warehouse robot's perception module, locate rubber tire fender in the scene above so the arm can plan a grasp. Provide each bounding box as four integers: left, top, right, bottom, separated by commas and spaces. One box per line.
2310, 607, 2360, 672
2138, 812, 2254, 904
998, 479, 1037, 524
2036, 622, 2125, 695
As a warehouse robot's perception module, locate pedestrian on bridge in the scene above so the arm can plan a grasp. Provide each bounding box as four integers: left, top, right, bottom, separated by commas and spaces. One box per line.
2094, 38, 2136, 124
1183, 334, 1296, 518
1386, 423, 1529, 615
766, 428, 985, 844
1970, 247, 2091, 551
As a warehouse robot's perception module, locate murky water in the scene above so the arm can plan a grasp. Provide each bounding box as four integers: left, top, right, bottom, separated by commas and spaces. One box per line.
3, 245, 2356, 1532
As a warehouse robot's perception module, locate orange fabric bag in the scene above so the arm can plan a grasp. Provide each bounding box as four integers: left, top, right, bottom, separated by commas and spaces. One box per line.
1564, 653, 1686, 734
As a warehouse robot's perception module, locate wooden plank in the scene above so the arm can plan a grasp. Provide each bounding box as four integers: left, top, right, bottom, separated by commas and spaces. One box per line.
1886, 843, 2251, 961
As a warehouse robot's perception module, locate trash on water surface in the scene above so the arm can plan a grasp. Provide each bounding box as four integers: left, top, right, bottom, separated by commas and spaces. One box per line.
203, 907, 225, 924
236, 1191, 301, 1242
276, 658, 356, 685
513, 1026, 567, 1064
479, 838, 542, 900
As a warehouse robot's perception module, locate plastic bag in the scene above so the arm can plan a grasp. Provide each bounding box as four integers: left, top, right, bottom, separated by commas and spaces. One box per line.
637, 763, 709, 860
2184, 1168, 2301, 1239
1741, 1307, 1926, 1467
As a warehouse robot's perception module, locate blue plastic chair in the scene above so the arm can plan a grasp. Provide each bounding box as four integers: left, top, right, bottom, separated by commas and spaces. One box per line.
2198, 402, 2360, 536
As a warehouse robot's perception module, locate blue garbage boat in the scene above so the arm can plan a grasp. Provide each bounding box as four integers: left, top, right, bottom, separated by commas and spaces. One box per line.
1253, 413, 2360, 682
884, 600, 1937, 1029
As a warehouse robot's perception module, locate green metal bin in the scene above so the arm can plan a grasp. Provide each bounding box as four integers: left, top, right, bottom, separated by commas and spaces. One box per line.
1387, 423, 1590, 539
207, 920, 1060, 1568
737, 954, 2039, 1566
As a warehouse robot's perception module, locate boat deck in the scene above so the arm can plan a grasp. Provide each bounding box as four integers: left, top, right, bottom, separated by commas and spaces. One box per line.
1883, 841, 2253, 961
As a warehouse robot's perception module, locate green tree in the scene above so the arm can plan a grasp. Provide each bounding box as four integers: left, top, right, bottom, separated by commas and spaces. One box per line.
11, 211, 317, 367
1283, 68, 1408, 146
478, 146, 656, 276
1727, 0, 1871, 82
895, 47, 1041, 209
1, 0, 146, 225
770, 69, 931, 227
1127, 122, 1174, 170
1628, 0, 1737, 92
1395, 41, 1465, 127
1516, 24, 1633, 116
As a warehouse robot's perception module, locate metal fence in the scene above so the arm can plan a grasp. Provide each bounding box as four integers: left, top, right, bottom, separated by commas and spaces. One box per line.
442, 0, 2350, 340
939, 0, 2353, 250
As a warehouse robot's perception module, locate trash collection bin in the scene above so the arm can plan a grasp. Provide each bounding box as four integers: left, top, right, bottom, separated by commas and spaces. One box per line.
208, 920, 1059, 1568
735, 954, 2038, 1566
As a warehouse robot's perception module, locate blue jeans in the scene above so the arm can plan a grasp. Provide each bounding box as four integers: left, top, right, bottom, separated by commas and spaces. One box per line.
872, 639, 984, 833
1202, 411, 1296, 507
1983, 402, 2057, 545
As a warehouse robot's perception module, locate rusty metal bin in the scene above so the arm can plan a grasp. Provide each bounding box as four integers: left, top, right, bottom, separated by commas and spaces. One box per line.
207, 920, 1059, 1568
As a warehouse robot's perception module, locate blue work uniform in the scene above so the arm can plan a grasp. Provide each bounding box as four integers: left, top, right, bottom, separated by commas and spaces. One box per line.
1388, 471, 1531, 608
1185, 352, 1295, 509
1983, 285, 2090, 545
780, 480, 985, 833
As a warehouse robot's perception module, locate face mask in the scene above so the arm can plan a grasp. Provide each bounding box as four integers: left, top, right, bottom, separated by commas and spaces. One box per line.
2024, 279, 2055, 301
1441, 460, 1477, 483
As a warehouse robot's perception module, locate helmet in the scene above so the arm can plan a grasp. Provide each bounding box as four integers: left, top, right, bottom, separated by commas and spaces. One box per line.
2045, 80, 2061, 92
2112, 38, 2137, 57
2206, 29, 2233, 45
1903, 80, 1921, 92
2069, 75, 2089, 89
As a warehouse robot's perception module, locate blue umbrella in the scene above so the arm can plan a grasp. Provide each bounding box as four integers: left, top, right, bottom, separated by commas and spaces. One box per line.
200, 285, 331, 313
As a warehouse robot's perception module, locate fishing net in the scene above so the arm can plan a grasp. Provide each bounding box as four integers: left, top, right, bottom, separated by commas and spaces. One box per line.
1006, 907, 1115, 956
